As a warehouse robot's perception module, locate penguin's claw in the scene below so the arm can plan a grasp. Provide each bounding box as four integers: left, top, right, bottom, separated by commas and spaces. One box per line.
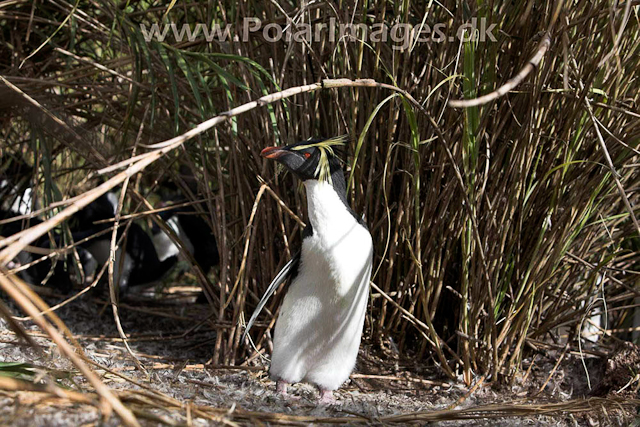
318, 389, 336, 405
276, 380, 300, 400
276, 379, 288, 394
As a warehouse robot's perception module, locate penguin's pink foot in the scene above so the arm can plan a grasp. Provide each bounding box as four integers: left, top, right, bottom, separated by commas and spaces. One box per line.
276, 380, 300, 400
276, 379, 287, 395
318, 389, 336, 404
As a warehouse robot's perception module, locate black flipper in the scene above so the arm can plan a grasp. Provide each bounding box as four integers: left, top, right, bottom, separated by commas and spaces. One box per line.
242, 252, 300, 341
243, 223, 312, 341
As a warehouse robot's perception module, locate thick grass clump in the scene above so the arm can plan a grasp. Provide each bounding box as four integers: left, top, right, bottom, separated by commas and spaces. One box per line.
0, 0, 638, 390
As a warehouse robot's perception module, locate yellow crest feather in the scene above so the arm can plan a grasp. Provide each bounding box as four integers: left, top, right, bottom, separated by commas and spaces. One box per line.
291, 136, 347, 183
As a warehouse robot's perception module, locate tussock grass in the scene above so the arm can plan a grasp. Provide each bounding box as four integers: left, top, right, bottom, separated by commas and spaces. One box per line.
0, 0, 639, 424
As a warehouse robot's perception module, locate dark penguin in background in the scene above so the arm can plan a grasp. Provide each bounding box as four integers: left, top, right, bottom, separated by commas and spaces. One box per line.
245, 137, 373, 403
151, 203, 219, 278
0, 209, 97, 293
72, 191, 120, 232
151, 173, 219, 300
0, 156, 97, 291
71, 191, 176, 293
0, 156, 37, 215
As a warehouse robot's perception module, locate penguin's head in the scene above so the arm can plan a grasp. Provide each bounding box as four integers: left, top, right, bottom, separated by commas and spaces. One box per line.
260, 137, 346, 182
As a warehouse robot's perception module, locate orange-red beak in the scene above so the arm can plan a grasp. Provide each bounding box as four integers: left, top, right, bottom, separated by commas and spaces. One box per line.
260, 146, 287, 159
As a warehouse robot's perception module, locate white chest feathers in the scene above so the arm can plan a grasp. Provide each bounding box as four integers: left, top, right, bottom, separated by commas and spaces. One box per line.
85, 239, 134, 290
303, 180, 373, 297
270, 180, 373, 391
1, 180, 36, 215
151, 215, 195, 262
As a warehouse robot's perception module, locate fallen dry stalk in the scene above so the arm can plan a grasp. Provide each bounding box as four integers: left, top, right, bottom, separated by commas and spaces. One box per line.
448, 0, 563, 107
0, 78, 420, 264
0, 272, 139, 426
0, 376, 94, 404
1, 375, 636, 426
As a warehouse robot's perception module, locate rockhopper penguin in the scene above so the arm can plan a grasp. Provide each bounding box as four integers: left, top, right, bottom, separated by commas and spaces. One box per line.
0, 209, 97, 293
151, 202, 219, 277
245, 137, 373, 403
70, 192, 177, 293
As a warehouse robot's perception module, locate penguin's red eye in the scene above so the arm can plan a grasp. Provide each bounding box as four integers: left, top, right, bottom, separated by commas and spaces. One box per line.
304, 152, 311, 159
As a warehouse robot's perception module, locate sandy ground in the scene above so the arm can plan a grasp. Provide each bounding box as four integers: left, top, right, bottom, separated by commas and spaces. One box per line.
0, 289, 637, 426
